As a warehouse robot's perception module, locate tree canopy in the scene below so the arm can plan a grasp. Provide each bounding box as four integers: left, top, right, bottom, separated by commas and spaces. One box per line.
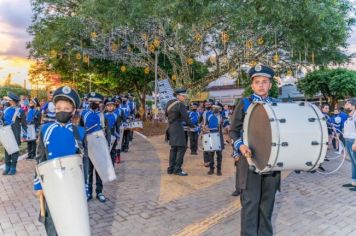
297, 68, 356, 107
28, 0, 355, 96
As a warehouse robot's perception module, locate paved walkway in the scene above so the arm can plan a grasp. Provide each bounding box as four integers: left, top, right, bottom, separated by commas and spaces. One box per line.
1, 134, 355, 236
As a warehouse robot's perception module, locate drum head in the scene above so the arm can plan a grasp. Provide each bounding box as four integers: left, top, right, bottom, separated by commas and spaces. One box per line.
247, 104, 272, 171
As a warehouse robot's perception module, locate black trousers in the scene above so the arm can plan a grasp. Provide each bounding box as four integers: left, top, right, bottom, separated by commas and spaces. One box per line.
208, 151, 222, 171
189, 132, 198, 153
122, 130, 130, 151
203, 151, 210, 164
4, 149, 19, 168
129, 130, 134, 141
43, 203, 58, 236
110, 140, 120, 166
168, 146, 186, 173
27, 140, 37, 158
240, 170, 280, 236
84, 156, 103, 195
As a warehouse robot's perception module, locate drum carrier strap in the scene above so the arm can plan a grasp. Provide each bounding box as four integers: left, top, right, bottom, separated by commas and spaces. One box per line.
72, 125, 85, 155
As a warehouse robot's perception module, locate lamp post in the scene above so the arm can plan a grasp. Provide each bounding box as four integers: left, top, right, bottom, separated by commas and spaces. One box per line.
154, 51, 158, 120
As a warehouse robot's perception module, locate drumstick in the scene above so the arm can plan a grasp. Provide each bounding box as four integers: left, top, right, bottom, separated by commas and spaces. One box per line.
39, 194, 45, 218
244, 152, 256, 172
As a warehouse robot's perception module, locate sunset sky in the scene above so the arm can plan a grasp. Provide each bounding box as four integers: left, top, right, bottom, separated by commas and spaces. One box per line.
0, 0, 356, 89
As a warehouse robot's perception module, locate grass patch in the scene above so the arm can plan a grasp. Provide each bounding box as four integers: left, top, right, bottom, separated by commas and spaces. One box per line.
0, 143, 28, 164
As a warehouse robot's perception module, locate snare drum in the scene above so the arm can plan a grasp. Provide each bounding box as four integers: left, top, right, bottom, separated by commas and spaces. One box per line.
0, 125, 19, 155
202, 132, 221, 152
86, 130, 116, 183
243, 102, 328, 174
21, 124, 37, 141
37, 155, 91, 236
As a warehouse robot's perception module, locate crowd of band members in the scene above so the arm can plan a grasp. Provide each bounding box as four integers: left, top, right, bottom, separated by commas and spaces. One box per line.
0, 92, 352, 179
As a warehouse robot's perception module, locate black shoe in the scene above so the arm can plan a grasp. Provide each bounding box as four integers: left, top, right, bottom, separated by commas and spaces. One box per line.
342, 183, 355, 188
231, 190, 241, 197
207, 169, 214, 175
324, 158, 330, 162
26, 156, 34, 160
191, 152, 198, 155
167, 170, 173, 175
349, 187, 356, 191
97, 193, 106, 203
87, 195, 93, 202
217, 170, 222, 176
175, 171, 188, 176
318, 165, 325, 171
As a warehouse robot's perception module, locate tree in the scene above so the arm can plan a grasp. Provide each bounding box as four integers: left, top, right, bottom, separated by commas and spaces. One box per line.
28, 0, 355, 101
297, 68, 356, 108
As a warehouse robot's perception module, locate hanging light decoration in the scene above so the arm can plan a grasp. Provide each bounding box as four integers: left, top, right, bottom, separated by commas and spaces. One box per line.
246, 40, 253, 49
187, 58, 194, 65
194, 32, 202, 42
273, 53, 280, 63
111, 42, 119, 52
144, 67, 150, 74
172, 74, 177, 81
75, 52, 82, 60
91, 32, 97, 39
221, 32, 229, 44
50, 49, 57, 58
257, 37, 264, 45
153, 38, 161, 48
148, 44, 156, 53
120, 65, 127, 73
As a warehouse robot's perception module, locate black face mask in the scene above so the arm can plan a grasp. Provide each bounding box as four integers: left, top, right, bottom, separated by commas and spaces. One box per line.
4, 102, 10, 107
56, 112, 73, 123
30, 106, 35, 109
345, 108, 353, 114
206, 106, 211, 110
90, 103, 99, 110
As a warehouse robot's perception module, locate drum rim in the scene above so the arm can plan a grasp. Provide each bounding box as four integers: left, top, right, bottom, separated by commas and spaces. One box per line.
307, 103, 329, 171
37, 154, 82, 168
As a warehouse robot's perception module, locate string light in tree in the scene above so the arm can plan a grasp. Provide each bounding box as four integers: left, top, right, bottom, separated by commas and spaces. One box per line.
257, 37, 264, 45
172, 74, 177, 81
153, 38, 161, 48
50, 49, 57, 58
144, 67, 150, 74
120, 65, 127, 73
187, 58, 194, 65
91, 32, 97, 40
76, 52, 82, 60
194, 32, 202, 42
111, 42, 119, 52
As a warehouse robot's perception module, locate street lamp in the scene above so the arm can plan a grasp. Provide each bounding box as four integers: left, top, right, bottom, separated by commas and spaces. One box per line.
154, 51, 158, 120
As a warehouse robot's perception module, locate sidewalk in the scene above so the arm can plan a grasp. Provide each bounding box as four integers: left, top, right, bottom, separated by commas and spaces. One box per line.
1, 134, 355, 236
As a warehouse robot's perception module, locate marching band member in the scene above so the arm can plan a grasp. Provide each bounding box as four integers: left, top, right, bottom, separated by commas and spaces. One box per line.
1, 92, 27, 175
200, 99, 214, 167
34, 86, 84, 235
120, 95, 131, 152
82, 95, 90, 111
166, 88, 194, 176
104, 97, 124, 165
205, 102, 224, 176
342, 98, 356, 191
188, 102, 200, 155
80, 92, 109, 203
41, 91, 56, 124
229, 65, 280, 236
26, 98, 41, 160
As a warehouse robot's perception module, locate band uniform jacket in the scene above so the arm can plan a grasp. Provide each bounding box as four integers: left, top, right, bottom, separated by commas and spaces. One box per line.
2, 106, 27, 145
229, 97, 281, 190
165, 99, 194, 147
